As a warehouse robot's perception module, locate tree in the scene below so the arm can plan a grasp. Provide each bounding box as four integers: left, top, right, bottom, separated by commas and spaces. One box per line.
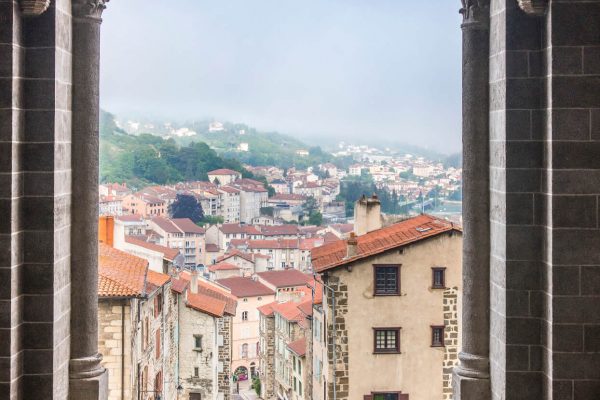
198, 215, 224, 226
169, 194, 204, 223
308, 211, 323, 226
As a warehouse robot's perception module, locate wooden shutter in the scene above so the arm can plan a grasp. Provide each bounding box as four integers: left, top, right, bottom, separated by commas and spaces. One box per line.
155, 329, 161, 359
399, 394, 409, 400
363, 396, 373, 400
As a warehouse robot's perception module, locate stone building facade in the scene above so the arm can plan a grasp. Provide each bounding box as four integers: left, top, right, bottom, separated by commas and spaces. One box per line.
258, 304, 277, 399
312, 215, 462, 399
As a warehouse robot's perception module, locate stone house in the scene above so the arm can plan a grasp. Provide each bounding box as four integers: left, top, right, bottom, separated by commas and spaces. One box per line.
311, 214, 462, 400
171, 271, 238, 400
208, 262, 243, 280
97, 243, 177, 400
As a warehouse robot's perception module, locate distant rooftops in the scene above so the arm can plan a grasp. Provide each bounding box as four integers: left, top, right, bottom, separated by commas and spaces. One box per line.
256, 269, 312, 288
216, 277, 275, 298
208, 168, 242, 176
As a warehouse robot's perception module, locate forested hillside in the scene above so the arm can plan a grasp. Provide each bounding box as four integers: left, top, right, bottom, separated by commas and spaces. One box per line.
99, 111, 251, 188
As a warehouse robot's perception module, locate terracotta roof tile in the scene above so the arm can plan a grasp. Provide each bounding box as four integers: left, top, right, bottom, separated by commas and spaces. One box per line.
186, 292, 227, 317
205, 243, 220, 252
287, 337, 307, 357
147, 269, 170, 287
98, 243, 148, 298
257, 301, 277, 317
312, 214, 461, 272
171, 218, 205, 234
171, 278, 189, 294
125, 236, 180, 261
256, 270, 312, 288
216, 277, 275, 298
178, 272, 238, 315
208, 262, 241, 272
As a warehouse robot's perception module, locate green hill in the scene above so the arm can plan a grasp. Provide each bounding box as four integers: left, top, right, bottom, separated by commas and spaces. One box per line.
99, 111, 253, 189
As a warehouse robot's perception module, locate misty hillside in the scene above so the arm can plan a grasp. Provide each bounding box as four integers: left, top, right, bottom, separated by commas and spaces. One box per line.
109, 113, 337, 170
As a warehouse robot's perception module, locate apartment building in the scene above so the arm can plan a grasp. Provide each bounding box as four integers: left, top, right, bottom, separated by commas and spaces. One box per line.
122, 192, 167, 218
218, 186, 241, 223
205, 223, 263, 251
215, 277, 276, 383
149, 216, 206, 268
311, 214, 462, 399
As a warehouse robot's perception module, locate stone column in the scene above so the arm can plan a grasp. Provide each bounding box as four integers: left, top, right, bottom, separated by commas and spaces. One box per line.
452, 1, 491, 399
69, 0, 108, 398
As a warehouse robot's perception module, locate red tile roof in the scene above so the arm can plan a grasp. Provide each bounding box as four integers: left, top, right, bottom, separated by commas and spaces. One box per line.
116, 214, 144, 222
205, 243, 220, 252
257, 301, 277, 317
147, 269, 170, 287
151, 216, 181, 233
208, 168, 242, 176
208, 262, 240, 272
329, 223, 354, 234
98, 243, 148, 298
287, 337, 307, 357
186, 292, 227, 317
231, 239, 300, 250
216, 277, 275, 298
171, 278, 189, 294
260, 225, 300, 236
171, 218, 205, 234
220, 224, 262, 235
125, 236, 180, 261
271, 301, 304, 322
179, 272, 238, 315
257, 270, 312, 288
312, 214, 461, 272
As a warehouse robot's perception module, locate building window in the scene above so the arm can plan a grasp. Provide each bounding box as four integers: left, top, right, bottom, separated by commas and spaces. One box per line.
194, 367, 199, 377
432, 267, 446, 289
194, 334, 203, 351
154, 293, 163, 318
431, 326, 445, 347
189, 393, 201, 400
373, 328, 400, 353
374, 265, 400, 295
155, 329, 161, 359
154, 370, 163, 395
243, 298, 248, 302
371, 393, 401, 400
242, 311, 248, 321
242, 343, 249, 358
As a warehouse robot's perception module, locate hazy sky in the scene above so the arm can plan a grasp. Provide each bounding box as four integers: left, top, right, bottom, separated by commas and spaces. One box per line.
101, 0, 462, 153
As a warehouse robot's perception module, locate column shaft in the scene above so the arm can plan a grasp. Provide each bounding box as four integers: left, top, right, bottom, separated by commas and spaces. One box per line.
69, 1, 108, 398
453, 1, 491, 399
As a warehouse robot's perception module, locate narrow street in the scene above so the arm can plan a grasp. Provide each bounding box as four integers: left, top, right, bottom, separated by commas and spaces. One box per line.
233, 379, 260, 400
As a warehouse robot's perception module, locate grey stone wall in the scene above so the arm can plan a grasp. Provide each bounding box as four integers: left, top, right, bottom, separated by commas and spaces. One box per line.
324, 274, 349, 400
217, 316, 232, 399
259, 315, 276, 399
443, 288, 459, 400
487, 1, 600, 399
0, 0, 74, 398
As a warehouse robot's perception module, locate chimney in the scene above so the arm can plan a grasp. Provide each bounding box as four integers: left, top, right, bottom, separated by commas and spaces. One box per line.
346, 232, 358, 258
98, 216, 114, 247
353, 194, 382, 236
190, 266, 198, 294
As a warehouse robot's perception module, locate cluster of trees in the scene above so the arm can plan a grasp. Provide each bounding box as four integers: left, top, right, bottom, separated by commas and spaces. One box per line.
302, 197, 323, 226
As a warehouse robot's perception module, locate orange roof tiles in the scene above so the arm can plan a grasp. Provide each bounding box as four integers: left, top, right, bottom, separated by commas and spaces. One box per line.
257, 269, 312, 288
257, 301, 277, 317
125, 236, 180, 261
186, 292, 227, 317
179, 272, 238, 315
147, 269, 170, 287
311, 214, 461, 272
208, 262, 241, 272
287, 337, 307, 357
216, 277, 276, 298
98, 243, 148, 298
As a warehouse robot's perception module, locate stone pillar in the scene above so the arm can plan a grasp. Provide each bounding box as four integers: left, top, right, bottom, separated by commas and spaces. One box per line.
69, 0, 108, 398
452, 1, 491, 399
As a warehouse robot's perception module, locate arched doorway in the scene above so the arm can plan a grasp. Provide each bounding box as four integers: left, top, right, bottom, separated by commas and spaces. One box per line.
234, 366, 249, 381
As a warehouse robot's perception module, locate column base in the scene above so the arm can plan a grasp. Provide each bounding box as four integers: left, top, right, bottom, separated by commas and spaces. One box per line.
69, 354, 108, 400
69, 368, 108, 400
453, 372, 490, 400
452, 352, 490, 400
